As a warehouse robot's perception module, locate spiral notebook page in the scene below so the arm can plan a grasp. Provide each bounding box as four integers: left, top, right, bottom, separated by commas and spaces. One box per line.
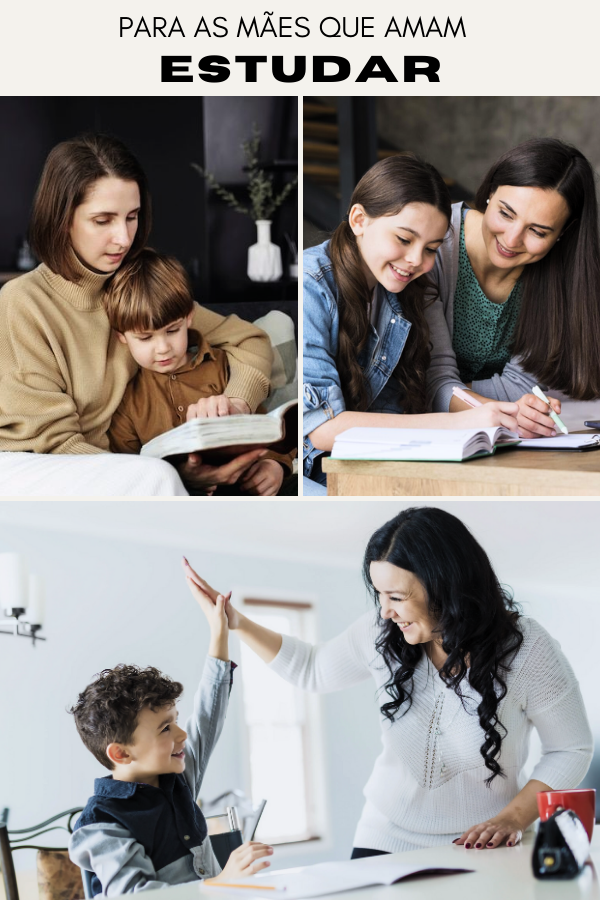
518, 434, 600, 450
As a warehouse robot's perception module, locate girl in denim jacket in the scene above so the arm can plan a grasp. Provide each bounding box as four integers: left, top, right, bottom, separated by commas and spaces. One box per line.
303, 156, 519, 495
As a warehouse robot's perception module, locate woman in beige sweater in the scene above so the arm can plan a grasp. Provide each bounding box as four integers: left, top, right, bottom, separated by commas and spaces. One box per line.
0, 134, 272, 496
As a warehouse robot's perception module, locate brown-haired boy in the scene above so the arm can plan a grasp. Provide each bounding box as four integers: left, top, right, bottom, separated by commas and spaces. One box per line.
68, 570, 273, 894
104, 249, 292, 495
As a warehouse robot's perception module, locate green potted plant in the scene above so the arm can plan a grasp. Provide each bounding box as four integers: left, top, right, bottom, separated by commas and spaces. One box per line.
192, 125, 297, 282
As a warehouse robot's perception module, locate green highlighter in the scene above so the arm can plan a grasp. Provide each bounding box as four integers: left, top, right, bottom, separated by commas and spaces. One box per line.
532, 385, 569, 435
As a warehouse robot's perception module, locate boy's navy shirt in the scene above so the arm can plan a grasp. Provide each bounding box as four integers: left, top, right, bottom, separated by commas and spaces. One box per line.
69, 657, 234, 896
75, 774, 209, 896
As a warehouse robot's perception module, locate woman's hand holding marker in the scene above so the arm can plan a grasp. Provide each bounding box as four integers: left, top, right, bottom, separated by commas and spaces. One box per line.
531, 385, 568, 434
515, 389, 566, 438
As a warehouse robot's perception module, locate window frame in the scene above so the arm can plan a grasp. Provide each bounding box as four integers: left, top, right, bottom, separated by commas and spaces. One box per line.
232, 587, 328, 849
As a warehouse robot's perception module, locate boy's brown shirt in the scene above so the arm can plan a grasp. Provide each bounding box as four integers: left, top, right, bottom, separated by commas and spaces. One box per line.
108, 330, 229, 454
109, 330, 294, 473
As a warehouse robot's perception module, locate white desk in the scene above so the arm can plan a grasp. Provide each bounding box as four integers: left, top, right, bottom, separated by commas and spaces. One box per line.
186, 831, 598, 900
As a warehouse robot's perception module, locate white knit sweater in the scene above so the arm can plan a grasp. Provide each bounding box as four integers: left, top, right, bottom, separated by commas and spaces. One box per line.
269, 614, 593, 853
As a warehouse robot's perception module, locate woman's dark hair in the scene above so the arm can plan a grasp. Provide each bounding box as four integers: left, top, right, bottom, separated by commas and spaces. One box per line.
329, 155, 451, 414
475, 137, 600, 400
30, 133, 152, 282
363, 507, 523, 784
69, 664, 183, 770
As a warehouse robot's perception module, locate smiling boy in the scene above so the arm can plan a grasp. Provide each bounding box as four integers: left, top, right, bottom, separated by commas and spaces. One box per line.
69, 581, 273, 895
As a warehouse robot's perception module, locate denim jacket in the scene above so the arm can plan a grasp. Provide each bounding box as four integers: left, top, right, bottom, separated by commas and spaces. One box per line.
303, 241, 412, 478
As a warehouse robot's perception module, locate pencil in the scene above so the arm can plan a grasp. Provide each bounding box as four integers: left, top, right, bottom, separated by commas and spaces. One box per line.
452, 386, 482, 408
203, 880, 281, 890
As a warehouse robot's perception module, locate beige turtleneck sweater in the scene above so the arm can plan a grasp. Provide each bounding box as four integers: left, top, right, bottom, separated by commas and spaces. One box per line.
0, 260, 272, 455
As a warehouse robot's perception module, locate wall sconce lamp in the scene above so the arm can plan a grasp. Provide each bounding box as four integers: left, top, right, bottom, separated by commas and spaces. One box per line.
0, 552, 46, 647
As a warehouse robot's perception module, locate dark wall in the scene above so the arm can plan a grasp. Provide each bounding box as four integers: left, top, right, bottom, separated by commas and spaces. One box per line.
51, 97, 206, 268
376, 97, 600, 197
0, 98, 60, 269
202, 96, 298, 304
0, 97, 298, 308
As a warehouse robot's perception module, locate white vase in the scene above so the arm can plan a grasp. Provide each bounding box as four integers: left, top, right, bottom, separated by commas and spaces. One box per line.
247, 220, 282, 282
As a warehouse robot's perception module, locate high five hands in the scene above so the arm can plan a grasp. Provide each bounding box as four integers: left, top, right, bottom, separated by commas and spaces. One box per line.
182, 557, 240, 629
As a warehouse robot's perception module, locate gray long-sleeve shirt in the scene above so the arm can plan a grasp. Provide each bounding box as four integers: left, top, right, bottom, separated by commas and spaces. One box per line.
69, 657, 233, 895
426, 202, 542, 412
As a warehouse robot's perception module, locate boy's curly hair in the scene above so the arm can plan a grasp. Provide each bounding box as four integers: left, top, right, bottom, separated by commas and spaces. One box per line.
69, 665, 183, 770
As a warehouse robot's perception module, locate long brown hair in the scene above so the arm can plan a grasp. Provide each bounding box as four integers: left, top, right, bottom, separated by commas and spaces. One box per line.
329, 155, 451, 414
475, 138, 600, 400
30, 133, 152, 283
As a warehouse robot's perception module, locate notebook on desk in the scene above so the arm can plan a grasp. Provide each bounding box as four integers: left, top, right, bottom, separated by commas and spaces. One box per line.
518, 434, 600, 452
330, 426, 519, 462
203, 856, 473, 898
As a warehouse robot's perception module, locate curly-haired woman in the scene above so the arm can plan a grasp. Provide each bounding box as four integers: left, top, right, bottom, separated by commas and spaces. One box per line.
183, 507, 593, 855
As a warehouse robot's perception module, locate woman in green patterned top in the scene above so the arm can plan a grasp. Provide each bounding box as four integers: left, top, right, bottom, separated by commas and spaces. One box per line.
426, 138, 600, 438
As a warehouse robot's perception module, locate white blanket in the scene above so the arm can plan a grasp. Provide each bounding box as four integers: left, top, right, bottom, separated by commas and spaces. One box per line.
0, 453, 189, 497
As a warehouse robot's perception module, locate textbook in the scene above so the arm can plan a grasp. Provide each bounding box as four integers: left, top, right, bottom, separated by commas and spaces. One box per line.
139, 400, 297, 462
204, 856, 473, 898
330, 426, 520, 462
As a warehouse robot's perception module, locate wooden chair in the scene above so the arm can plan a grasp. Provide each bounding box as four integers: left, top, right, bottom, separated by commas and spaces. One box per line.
0, 809, 83, 900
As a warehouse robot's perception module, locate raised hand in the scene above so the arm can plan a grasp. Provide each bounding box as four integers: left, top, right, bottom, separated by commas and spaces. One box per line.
182, 557, 241, 630
182, 557, 229, 660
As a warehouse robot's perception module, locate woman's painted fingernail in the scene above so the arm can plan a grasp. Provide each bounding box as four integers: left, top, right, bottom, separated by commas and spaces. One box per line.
182, 556, 189, 566
487, 842, 494, 848
475, 843, 482, 849
465, 843, 471, 849
507, 841, 513, 847
452, 839, 458, 843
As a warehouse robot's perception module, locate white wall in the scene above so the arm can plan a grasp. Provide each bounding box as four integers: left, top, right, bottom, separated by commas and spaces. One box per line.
0, 500, 598, 872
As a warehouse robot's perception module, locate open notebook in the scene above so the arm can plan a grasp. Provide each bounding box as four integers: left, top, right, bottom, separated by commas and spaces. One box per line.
518, 434, 600, 451
330, 426, 519, 462
203, 856, 472, 898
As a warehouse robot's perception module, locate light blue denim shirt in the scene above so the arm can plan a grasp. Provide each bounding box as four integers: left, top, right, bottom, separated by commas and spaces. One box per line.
303, 240, 412, 479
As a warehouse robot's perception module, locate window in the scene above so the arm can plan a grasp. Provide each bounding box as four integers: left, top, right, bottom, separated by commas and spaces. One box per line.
236, 594, 325, 845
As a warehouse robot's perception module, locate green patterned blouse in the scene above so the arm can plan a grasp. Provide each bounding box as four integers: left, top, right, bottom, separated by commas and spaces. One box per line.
453, 209, 522, 384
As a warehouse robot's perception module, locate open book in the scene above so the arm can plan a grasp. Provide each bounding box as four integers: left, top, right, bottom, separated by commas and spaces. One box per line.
139, 400, 297, 462
330, 426, 520, 462
204, 856, 473, 899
